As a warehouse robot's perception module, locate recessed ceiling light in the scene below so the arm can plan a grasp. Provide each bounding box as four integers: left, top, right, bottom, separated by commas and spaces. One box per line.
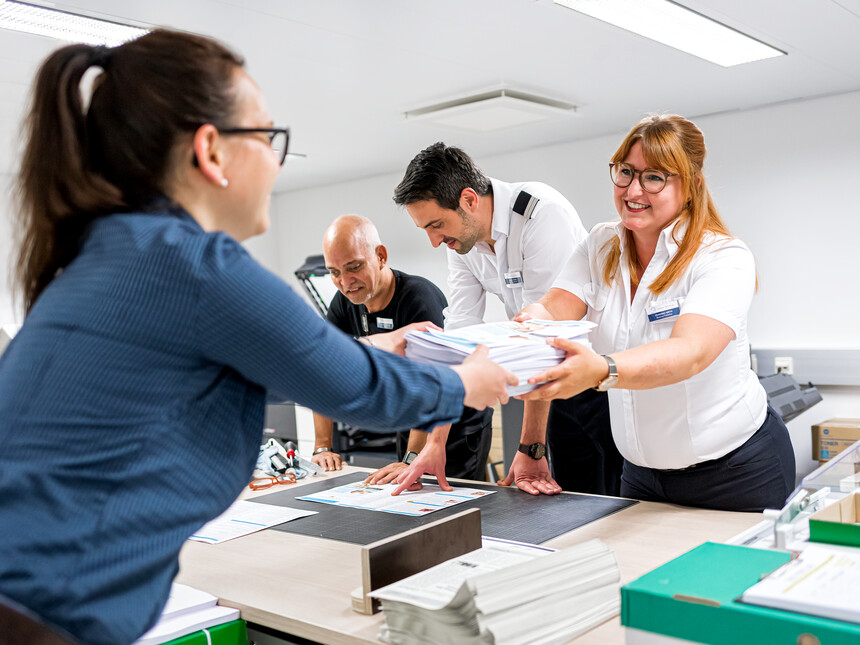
0, 1, 149, 47
405, 88, 577, 132
553, 0, 785, 67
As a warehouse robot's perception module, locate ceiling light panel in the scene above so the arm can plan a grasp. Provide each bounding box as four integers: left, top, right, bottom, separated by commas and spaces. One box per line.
0, 1, 148, 47
554, 0, 785, 67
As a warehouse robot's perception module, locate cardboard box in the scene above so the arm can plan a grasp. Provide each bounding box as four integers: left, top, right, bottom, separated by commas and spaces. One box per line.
809, 492, 860, 548
621, 542, 860, 645
811, 418, 860, 462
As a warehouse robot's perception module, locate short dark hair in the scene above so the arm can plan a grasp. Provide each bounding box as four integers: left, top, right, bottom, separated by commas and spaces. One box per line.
16, 29, 244, 313
393, 142, 492, 210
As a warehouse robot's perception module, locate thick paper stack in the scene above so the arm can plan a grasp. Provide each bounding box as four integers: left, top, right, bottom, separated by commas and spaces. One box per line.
132, 583, 239, 645
740, 543, 860, 624
370, 538, 620, 645
405, 320, 596, 395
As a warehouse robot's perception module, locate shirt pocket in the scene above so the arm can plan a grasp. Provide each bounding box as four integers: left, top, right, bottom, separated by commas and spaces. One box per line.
582, 283, 611, 313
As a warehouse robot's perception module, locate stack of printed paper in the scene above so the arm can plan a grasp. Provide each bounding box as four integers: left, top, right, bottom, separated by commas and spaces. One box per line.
132, 583, 239, 645
405, 320, 596, 395
370, 538, 620, 645
740, 543, 860, 624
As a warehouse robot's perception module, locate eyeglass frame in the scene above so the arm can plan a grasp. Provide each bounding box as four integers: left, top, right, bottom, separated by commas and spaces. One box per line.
220, 127, 290, 166
249, 472, 296, 491
609, 162, 677, 194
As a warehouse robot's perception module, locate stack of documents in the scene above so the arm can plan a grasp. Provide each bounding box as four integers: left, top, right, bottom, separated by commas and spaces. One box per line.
405, 320, 596, 395
133, 583, 239, 645
371, 538, 620, 645
740, 543, 860, 624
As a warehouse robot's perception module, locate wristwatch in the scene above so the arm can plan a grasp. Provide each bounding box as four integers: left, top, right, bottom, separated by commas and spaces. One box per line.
594, 355, 619, 392
517, 442, 546, 460
312, 447, 332, 456
402, 451, 419, 465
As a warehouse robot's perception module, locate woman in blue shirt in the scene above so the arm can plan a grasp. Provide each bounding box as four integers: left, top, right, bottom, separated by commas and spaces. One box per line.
0, 30, 514, 645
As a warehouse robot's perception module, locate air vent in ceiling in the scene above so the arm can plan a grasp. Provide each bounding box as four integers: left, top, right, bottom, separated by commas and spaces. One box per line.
404, 88, 577, 132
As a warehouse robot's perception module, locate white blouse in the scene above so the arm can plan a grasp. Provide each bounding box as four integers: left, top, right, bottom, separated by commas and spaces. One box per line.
553, 220, 766, 470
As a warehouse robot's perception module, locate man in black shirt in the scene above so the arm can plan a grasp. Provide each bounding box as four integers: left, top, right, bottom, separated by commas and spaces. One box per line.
311, 215, 493, 484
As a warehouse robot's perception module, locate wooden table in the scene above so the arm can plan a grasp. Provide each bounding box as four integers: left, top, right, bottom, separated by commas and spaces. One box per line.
176, 466, 762, 645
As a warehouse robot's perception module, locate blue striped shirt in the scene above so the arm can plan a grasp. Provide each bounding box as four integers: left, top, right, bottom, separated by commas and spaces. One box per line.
0, 206, 464, 644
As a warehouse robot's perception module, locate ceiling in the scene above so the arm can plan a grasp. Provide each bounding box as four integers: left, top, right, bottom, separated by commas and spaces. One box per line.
1, 0, 859, 194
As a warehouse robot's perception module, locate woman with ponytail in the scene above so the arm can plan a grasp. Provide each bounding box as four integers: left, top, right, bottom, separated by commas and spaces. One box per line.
0, 30, 514, 645
514, 114, 795, 512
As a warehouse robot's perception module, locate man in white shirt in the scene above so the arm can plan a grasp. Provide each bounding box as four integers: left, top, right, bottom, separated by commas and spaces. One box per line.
392, 142, 622, 496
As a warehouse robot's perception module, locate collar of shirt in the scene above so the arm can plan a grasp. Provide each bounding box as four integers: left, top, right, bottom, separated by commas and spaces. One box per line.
470, 177, 514, 255
611, 216, 689, 262
139, 195, 201, 230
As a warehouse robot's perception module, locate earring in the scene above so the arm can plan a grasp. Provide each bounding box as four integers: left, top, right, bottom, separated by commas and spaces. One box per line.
220, 178, 229, 188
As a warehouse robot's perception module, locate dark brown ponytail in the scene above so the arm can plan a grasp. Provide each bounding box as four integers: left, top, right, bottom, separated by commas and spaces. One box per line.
15, 30, 244, 313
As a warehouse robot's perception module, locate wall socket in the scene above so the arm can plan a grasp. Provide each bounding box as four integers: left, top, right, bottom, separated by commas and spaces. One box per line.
774, 356, 794, 375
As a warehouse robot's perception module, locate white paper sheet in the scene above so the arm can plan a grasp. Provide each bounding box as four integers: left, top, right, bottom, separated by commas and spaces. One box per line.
189, 499, 316, 544
297, 481, 495, 516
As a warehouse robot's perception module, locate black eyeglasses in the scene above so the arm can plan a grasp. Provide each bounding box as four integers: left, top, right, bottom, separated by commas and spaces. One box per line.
609, 162, 676, 194
220, 127, 290, 166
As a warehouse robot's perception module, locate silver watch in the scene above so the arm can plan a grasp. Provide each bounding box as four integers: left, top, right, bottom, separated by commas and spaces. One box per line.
594, 355, 618, 391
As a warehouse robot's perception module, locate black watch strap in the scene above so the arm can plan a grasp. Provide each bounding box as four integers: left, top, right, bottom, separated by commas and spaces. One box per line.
517, 442, 546, 460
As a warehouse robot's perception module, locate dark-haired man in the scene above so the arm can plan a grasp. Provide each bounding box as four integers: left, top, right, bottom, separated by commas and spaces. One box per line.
392, 142, 622, 498
311, 214, 493, 488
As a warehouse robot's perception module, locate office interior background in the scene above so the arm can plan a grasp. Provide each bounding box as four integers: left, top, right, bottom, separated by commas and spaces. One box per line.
0, 0, 858, 479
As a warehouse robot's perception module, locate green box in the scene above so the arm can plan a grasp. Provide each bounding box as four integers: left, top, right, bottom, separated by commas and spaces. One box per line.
163, 619, 246, 645
809, 493, 860, 548
621, 542, 860, 645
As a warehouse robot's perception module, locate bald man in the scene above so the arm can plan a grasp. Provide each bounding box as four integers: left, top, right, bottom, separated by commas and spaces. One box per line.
311, 215, 493, 486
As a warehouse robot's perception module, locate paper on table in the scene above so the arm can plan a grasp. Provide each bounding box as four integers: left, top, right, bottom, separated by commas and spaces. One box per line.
297, 481, 495, 517
189, 499, 316, 544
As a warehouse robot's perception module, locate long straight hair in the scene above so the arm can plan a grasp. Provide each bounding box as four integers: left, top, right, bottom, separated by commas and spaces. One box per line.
15, 30, 244, 313
601, 114, 731, 294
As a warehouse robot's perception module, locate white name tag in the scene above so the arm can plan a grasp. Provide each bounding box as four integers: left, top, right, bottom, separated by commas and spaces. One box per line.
647, 299, 681, 323
376, 317, 394, 330
504, 270, 523, 288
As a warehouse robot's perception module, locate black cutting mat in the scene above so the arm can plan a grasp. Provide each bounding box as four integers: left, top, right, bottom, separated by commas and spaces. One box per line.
253, 472, 636, 545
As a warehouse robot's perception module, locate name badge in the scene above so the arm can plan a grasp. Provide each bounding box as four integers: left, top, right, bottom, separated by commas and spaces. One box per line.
376, 317, 394, 330
647, 299, 681, 323
504, 270, 523, 288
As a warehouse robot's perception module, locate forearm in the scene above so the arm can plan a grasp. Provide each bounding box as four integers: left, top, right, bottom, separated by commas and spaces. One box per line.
610, 339, 710, 390
406, 429, 430, 453
312, 412, 335, 450
425, 423, 451, 447
522, 288, 585, 321
521, 400, 550, 443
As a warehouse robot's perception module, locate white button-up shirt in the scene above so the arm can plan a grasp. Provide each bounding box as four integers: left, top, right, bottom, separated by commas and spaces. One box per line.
553, 220, 766, 470
444, 178, 587, 330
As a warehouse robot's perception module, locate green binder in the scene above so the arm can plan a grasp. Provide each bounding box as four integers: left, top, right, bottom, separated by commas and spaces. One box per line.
621, 542, 860, 644
161, 619, 246, 645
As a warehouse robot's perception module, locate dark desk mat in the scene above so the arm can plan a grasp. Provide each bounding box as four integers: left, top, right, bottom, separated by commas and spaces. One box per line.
253, 473, 636, 545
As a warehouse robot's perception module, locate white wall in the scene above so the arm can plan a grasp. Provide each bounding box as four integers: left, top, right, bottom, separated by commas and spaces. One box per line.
0, 175, 19, 324
0, 174, 282, 325
270, 90, 860, 479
